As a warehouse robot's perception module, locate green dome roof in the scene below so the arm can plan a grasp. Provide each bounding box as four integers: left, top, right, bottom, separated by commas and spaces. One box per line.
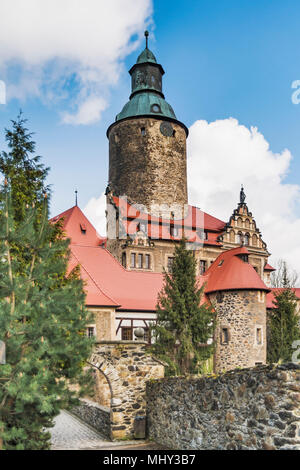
116, 92, 176, 122
136, 47, 157, 64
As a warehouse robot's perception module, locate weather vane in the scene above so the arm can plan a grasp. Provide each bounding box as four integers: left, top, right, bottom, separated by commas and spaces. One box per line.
75, 189, 78, 206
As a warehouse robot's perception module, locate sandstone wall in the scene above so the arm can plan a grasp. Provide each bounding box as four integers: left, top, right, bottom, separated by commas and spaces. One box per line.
146, 364, 300, 450
90, 341, 165, 440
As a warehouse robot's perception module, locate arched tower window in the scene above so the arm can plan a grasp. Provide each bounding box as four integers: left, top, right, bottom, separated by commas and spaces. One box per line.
244, 233, 250, 246
236, 232, 243, 244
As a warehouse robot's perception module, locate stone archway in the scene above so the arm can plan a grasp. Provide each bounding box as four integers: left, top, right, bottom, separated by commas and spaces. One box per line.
89, 341, 165, 440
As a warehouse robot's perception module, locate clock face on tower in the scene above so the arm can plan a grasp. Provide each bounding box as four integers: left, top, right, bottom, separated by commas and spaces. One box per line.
160, 121, 174, 137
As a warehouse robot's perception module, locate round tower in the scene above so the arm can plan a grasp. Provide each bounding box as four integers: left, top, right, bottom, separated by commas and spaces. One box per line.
107, 32, 188, 213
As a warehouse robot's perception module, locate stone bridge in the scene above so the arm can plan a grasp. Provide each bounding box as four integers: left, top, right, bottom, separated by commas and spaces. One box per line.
88, 341, 164, 440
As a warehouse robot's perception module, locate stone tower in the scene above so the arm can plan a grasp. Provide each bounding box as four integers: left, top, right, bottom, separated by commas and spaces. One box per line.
204, 247, 268, 373
106, 32, 188, 214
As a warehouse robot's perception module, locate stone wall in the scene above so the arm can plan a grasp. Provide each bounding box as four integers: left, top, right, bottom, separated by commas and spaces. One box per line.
90, 341, 165, 440
209, 290, 266, 372
146, 364, 300, 450
72, 399, 111, 438
108, 117, 187, 212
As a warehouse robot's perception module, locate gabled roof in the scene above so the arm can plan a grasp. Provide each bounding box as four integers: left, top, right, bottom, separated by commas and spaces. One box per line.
266, 288, 300, 309
50, 205, 106, 247
203, 246, 270, 294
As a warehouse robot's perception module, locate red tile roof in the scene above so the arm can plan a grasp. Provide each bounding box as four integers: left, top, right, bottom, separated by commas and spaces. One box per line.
50, 205, 106, 247
112, 196, 225, 246
203, 246, 270, 294
54, 205, 270, 310
266, 288, 300, 309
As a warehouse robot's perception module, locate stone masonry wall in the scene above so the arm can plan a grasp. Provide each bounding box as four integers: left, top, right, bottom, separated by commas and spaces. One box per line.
210, 290, 266, 372
72, 399, 111, 439
90, 341, 165, 440
146, 364, 300, 450
108, 117, 187, 212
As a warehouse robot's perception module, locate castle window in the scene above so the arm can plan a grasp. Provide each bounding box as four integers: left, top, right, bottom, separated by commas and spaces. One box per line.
145, 254, 150, 269
256, 327, 263, 345
252, 234, 258, 247
131, 253, 136, 268
199, 260, 206, 275
141, 127, 146, 136
138, 253, 143, 269
87, 327, 95, 338
236, 232, 243, 244
221, 328, 229, 344
121, 327, 133, 341
122, 252, 126, 268
172, 130, 176, 137
167, 257, 174, 273
244, 233, 250, 246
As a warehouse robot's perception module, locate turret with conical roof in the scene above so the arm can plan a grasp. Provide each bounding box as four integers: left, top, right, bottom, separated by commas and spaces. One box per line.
106, 32, 188, 216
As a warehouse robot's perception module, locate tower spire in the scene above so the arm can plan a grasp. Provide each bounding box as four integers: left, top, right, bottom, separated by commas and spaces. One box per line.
75, 189, 78, 206
144, 30, 149, 49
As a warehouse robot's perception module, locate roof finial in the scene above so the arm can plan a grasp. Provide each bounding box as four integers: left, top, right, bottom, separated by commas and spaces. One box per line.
240, 184, 246, 204
144, 30, 149, 49
75, 189, 78, 206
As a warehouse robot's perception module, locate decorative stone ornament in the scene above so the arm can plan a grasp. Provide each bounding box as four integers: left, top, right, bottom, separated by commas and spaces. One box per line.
134, 328, 145, 339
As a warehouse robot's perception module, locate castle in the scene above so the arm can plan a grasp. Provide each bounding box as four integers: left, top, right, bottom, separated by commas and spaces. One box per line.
52, 33, 299, 373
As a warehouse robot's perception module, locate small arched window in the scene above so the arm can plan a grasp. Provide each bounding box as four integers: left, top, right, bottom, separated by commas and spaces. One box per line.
244, 233, 250, 246
236, 232, 243, 244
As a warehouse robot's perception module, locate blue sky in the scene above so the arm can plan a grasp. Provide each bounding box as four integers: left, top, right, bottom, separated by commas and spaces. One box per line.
0, 0, 299, 274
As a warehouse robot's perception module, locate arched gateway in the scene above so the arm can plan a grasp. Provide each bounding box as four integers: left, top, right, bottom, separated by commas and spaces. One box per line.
88, 341, 165, 440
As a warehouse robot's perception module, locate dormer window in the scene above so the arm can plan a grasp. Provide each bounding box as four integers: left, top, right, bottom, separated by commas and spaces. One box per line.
80, 223, 86, 234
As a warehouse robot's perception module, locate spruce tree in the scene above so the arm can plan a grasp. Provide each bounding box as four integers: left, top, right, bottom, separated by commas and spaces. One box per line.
151, 238, 215, 376
0, 185, 93, 450
267, 288, 300, 364
0, 111, 49, 225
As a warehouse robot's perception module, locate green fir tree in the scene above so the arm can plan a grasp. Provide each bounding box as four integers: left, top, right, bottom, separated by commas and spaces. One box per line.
0, 111, 49, 225
0, 186, 93, 450
151, 238, 215, 376
267, 288, 300, 364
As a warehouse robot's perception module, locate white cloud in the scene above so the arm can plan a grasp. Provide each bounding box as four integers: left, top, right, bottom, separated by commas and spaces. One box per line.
187, 118, 300, 281
83, 193, 106, 236
0, 0, 152, 124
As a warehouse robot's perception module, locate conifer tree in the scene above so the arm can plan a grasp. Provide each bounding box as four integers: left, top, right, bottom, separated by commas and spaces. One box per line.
0, 186, 93, 450
0, 111, 49, 225
151, 238, 215, 376
267, 288, 300, 364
